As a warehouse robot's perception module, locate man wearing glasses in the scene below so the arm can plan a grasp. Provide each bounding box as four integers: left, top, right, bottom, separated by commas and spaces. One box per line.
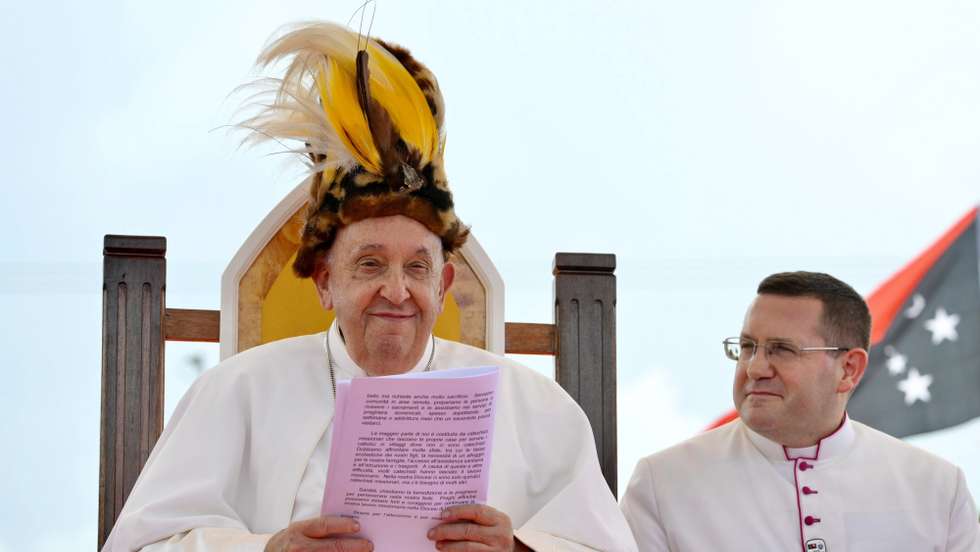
620, 271, 979, 551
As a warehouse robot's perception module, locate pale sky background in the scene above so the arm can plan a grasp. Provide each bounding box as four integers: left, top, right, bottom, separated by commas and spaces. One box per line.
2, 1, 980, 550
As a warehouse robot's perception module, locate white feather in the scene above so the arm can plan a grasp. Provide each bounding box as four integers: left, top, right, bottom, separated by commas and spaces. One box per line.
235, 22, 371, 173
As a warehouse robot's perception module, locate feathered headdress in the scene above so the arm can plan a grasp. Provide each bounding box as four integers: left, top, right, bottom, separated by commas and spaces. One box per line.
239, 21, 468, 278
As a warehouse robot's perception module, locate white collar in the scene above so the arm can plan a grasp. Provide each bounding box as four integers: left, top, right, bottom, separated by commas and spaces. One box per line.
744, 414, 856, 462
326, 321, 435, 380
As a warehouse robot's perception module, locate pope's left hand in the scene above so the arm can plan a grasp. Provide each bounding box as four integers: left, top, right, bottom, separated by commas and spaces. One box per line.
427, 504, 531, 551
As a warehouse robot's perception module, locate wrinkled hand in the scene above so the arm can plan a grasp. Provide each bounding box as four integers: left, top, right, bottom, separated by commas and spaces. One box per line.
265, 516, 373, 552
427, 504, 530, 551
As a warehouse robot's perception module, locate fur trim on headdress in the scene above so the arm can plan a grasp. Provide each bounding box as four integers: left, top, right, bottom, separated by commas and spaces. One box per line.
238, 21, 468, 277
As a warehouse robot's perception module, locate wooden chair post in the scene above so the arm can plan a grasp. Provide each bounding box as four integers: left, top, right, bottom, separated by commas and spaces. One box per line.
100, 235, 167, 549
553, 253, 618, 496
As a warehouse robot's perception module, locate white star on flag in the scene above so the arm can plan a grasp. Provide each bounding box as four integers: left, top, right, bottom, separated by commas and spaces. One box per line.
897, 368, 933, 405
904, 293, 926, 319
924, 307, 960, 345
886, 352, 908, 375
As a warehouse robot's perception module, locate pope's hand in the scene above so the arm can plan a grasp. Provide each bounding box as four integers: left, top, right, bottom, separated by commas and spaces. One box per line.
265, 516, 373, 552
427, 504, 531, 551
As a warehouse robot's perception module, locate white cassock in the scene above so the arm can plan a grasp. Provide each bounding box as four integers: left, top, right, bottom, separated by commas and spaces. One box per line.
103, 323, 638, 552
621, 416, 980, 552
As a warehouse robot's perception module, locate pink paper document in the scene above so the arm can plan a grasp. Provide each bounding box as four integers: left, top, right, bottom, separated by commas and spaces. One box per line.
322, 366, 500, 551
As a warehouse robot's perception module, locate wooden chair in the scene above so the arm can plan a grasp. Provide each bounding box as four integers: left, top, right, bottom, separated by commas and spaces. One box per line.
98, 186, 617, 548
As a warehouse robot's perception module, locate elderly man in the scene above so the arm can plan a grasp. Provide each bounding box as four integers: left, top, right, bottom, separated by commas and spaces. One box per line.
621, 271, 980, 551
103, 21, 636, 552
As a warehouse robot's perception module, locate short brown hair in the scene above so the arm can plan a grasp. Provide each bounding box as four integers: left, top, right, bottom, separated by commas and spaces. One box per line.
757, 271, 871, 350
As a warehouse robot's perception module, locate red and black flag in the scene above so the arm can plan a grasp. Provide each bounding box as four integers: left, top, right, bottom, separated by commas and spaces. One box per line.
707, 207, 980, 437
848, 207, 980, 437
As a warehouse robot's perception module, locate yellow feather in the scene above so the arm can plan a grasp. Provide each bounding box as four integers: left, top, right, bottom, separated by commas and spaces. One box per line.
317, 59, 381, 173
366, 43, 439, 163
247, 22, 442, 175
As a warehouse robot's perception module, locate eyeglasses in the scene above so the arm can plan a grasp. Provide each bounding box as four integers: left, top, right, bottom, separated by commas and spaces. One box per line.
722, 337, 849, 363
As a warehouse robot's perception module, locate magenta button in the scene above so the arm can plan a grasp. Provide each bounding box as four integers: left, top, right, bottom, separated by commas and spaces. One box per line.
804, 515, 821, 526
802, 486, 817, 495
799, 461, 812, 471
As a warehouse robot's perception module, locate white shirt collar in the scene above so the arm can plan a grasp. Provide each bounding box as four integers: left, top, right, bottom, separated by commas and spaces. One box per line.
325, 321, 435, 380
744, 414, 856, 462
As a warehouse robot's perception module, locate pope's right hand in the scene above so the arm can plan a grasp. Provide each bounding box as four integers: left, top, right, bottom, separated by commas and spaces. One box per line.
265, 516, 373, 552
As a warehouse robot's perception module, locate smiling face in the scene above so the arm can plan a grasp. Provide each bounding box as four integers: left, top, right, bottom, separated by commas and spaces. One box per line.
313, 215, 455, 376
733, 294, 865, 447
